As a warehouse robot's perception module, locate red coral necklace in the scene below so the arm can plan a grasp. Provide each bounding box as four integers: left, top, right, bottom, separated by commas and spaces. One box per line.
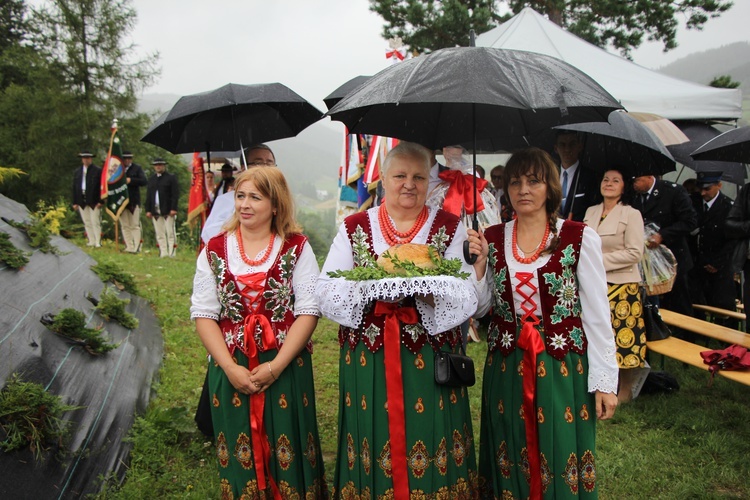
512, 222, 550, 264
379, 204, 429, 246
237, 228, 275, 267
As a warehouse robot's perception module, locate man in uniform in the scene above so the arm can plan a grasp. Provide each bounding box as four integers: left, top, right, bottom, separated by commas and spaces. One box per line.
145, 158, 180, 257
119, 151, 147, 253
690, 171, 737, 326
71, 150, 102, 247
632, 174, 698, 324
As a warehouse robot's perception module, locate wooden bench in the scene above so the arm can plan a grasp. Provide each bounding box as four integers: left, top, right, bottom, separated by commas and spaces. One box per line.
659, 309, 750, 349
647, 337, 750, 386
692, 303, 746, 331
647, 309, 750, 386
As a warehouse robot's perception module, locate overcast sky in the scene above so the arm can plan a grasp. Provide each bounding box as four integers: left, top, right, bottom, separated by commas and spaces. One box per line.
129, 0, 750, 110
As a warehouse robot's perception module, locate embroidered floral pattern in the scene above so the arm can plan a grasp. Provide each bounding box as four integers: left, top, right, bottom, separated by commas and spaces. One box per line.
219, 478, 233, 500
489, 244, 514, 322
543, 245, 581, 324
305, 432, 318, 468
240, 479, 259, 498
564, 452, 579, 494
210, 251, 244, 323
496, 441, 512, 478
451, 429, 466, 466
234, 433, 253, 469
277, 434, 294, 470
217, 432, 229, 468
429, 226, 450, 254
378, 440, 393, 477
435, 437, 448, 475
263, 246, 298, 322
408, 440, 430, 478
569, 326, 585, 350
347, 433, 356, 469
351, 225, 376, 268
361, 437, 371, 475
403, 323, 425, 343
580, 450, 596, 492
540, 453, 552, 493
363, 324, 379, 345
277, 480, 298, 498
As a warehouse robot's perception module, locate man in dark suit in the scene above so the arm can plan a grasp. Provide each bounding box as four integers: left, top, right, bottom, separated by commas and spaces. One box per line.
119, 151, 148, 253
554, 131, 595, 221
632, 174, 698, 323
71, 150, 103, 247
213, 163, 235, 199
145, 158, 180, 257
689, 171, 737, 326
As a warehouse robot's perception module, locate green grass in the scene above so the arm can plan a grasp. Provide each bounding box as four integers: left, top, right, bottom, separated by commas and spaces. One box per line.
84, 239, 750, 498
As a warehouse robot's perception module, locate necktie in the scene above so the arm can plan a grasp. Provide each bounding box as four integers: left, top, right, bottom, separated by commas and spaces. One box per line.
562, 170, 569, 199
704, 203, 709, 214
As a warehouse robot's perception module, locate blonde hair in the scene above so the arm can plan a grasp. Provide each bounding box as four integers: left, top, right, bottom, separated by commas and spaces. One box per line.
222, 167, 300, 241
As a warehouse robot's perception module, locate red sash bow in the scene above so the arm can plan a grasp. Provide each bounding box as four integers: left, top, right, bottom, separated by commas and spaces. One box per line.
438, 169, 487, 216
386, 49, 405, 61
374, 300, 418, 499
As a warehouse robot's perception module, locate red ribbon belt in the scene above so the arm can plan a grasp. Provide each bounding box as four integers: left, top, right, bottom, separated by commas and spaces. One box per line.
374, 300, 418, 499
438, 169, 488, 216
517, 320, 545, 498
238, 273, 281, 499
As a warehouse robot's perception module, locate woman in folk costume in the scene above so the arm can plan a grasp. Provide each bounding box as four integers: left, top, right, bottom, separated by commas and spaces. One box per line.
467, 147, 618, 499
190, 167, 327, 499
317, 141, 487, 498
583, 168, 648, 404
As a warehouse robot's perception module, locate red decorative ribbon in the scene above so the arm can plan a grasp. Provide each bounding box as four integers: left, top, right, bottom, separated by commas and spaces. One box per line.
385, 49, 405, 61
374, 300, 418, 499
438, 169, 488, 216
514, 271, 544, 499
237, 273, 281, 499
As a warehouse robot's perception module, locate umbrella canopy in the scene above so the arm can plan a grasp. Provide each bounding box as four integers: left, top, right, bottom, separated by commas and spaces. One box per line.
691, 126, 750, 164
141, 82, 324, 154
553, 110, 676, 176
628, 112, 689, 146
669, 121, 745, 185
323, 75, 371, 111
326, 46, 623, 151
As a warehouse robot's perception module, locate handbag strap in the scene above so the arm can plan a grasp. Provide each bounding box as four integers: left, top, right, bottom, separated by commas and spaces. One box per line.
460, 320, 469, 356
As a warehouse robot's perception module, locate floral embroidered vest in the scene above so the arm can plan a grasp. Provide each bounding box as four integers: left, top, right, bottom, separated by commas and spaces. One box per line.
338, 209, 463, 354
207, 232, 310, 358
486, 220, 588, 360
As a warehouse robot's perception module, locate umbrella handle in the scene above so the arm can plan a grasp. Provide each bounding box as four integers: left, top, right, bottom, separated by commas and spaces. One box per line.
463, 218, 478, 265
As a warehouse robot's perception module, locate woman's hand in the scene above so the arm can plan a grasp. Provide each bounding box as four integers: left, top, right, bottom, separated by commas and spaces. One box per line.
595, 390, 618, 420
467, 229, 489, 280
248, 361, 279, 394
223, 363, 257, 395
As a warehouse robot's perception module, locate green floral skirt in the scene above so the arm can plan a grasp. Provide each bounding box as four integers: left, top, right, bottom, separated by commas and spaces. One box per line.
478, 325, 598, 499
208, 349, 328, 499
333, 340, 478, 499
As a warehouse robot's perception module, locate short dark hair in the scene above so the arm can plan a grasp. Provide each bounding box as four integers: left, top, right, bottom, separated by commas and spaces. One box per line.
244, 144, 275, 162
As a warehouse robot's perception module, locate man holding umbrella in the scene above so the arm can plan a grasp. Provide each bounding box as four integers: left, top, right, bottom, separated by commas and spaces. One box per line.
145, 158, 180, 257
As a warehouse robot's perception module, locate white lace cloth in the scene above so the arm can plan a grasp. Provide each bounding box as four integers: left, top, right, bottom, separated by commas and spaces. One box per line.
475, 219, 619, 394
190, 232, 320, 320
316, 206, 481, 335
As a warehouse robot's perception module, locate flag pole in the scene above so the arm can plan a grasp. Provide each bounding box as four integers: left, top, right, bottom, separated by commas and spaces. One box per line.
105, 118, 119, 251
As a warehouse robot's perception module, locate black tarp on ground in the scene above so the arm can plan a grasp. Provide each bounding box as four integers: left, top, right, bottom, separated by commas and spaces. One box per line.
0, 194, 164, 499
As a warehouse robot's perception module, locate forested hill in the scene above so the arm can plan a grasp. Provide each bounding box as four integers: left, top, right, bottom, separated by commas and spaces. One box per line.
657, 41, 750, 90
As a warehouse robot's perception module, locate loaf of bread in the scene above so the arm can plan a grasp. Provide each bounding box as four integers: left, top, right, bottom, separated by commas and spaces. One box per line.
376, 243, 438, 274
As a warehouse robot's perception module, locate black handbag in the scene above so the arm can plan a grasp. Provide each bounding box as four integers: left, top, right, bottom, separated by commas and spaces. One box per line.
643, 301, 671, 341
435, 343, 476, 387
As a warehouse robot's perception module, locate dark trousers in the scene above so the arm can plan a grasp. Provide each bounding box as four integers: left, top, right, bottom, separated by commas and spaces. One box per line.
691, 265, 738, 329
660, 268, 694, 340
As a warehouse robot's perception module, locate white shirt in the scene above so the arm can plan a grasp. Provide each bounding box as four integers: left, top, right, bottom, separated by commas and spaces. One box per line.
201, 190, 235, 243
475, 219, 619, 394
705, 190, 720, 210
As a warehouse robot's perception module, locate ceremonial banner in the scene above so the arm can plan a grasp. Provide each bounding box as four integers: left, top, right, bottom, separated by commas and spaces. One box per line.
101, 123, 129, 220
187, 152, 209, 228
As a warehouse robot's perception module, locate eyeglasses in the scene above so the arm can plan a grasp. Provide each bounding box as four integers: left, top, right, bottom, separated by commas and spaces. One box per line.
247, 160, 276, 167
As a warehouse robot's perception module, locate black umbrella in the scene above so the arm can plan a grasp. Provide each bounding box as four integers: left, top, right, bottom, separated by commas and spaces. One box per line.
141, 82, 324, 155
552, 110, 676, 177
327, 46, 621, 261
669, 121, 746, 185
323, 75, 371, 111
691, 126, 750, 164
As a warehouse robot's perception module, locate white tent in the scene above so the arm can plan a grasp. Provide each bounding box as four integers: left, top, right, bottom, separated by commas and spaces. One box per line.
476, 8, 742, 121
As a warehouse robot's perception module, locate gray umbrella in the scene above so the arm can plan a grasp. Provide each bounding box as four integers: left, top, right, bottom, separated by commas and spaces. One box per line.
670, 121, 746, 185
553, 110, 676, 177
691, 126, 750, 164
